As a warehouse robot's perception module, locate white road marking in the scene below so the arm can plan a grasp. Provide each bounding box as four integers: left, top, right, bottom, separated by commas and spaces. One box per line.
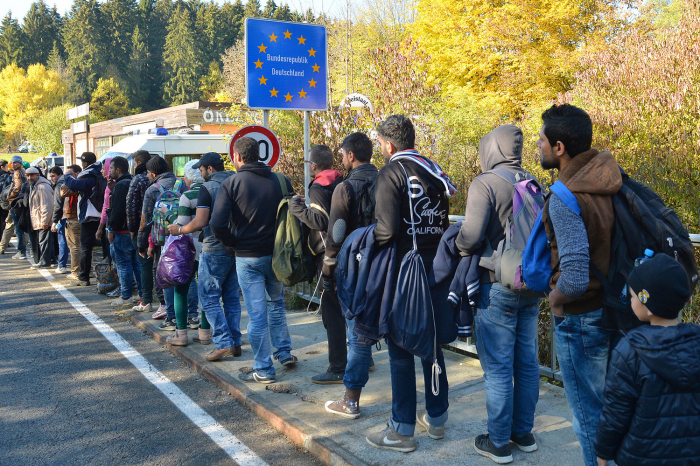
32, 265, 268, 466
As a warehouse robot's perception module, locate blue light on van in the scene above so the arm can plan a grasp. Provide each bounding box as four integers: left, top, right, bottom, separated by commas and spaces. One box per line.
155, 128, 169, 136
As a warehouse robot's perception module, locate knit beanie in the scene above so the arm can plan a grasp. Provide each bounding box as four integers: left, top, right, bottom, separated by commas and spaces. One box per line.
146, 156, 169, 175
183, 159, 205, 184
627, 254, 692, 319
10, 155, 22, 163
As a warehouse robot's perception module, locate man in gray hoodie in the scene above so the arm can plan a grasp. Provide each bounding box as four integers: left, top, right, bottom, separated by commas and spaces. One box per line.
456, 125, 541, 464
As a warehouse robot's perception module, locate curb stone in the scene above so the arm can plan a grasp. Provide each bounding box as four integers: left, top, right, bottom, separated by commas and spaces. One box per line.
131, 314, 371, 466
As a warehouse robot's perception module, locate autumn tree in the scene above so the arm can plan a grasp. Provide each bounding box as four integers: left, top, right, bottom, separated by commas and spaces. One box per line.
25, 104, 72, 156
90, 77, 138, 121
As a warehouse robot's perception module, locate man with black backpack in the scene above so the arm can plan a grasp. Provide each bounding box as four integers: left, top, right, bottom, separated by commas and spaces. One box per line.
288, 144, 344, 384
4, 156, 29, 260
322, 132, 379, 417
64, 152, 107, 286
536, 104, 622, 466
364, 115, 454, 453
456, 125, 542, 463
210, 137, 296, 384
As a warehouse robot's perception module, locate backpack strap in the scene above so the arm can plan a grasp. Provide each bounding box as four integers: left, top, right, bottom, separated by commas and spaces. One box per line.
309, 203, 329, 220
275, 172, 289, 197
550, 181, 581, 215
486, 168, 533, 185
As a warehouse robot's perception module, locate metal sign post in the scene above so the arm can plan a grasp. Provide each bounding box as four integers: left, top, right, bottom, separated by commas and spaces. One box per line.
304, 111, 310, 202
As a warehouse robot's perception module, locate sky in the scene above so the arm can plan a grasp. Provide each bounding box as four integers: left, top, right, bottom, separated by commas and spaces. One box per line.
0, 0, 350, 23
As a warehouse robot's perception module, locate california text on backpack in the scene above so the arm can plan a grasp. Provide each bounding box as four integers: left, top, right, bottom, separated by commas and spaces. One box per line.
272, 172, 308, 286
596, 167, 698, 330
150, 179, 184, 246
481, 168, 545, 295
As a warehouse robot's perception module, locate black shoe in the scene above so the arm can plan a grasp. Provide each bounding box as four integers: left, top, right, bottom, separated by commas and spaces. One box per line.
279, 354, 298, 366
159, 318, 177, 331
187, 317, 200, 329
474, 434, 513, 464
510, 432, 537, 452
311, 370, 344, 384
75, 280, 91, 286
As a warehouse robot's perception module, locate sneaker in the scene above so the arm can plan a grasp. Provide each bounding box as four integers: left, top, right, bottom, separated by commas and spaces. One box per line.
416, 411, 444, 439
66, 273, 79, 281
279, 354, 298, 366
11, 252, 27, 260
151, 306, 167, 319
159, 318, 177, 331
312, 370, 344, 384
325, 388, 361, 419
111, 297, 135, 307
132, 302, 153, 313
238, 369, 275, 384
31, 263, 51, 269
510, 432, 537, 453
366, 423, 417, 453
474, 434, 513, 464
107, 287, 121, 298
187, 316, 200, 329
55, 266, 68, 274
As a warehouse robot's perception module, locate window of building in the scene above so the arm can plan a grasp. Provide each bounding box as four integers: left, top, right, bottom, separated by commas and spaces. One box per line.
113, 134, 129, 145
95, 137, 110, 157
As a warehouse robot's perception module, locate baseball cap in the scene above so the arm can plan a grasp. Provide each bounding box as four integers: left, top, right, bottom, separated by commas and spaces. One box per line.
192, 152, 224, 169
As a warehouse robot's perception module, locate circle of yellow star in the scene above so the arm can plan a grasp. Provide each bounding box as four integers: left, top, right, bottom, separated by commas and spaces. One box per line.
270, 87, 279, 97
258, 75, 268, 85
283, 29, 292, 39
254, 59, 263, 69
297, 35, 306, 45
284, 92, 293, 102
258, 43, 267, 53
308, 78, 317, 88
312, 63, 320, 72
298, 88, 307, 99
268, 32, 278, 42
307, 47, 316, 57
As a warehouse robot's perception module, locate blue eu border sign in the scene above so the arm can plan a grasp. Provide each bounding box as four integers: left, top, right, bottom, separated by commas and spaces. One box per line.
245, 18, 328, 111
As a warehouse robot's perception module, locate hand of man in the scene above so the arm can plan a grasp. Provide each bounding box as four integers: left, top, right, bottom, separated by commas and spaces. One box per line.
292, 195, 305, 205
95, 225, 103, 241
551, 304, 565, 317
107, 231, 114, 243
107, 179, 116, 191
147, 247, 155, 258
158, 205, 168, 214
139, 247, 147, 258
167, 223, 181, 235
321, 274, 335, 292
131, 232, 136, 239
597, 457, 608, 466
51, 223, 57, 232
42, 224, 50, 230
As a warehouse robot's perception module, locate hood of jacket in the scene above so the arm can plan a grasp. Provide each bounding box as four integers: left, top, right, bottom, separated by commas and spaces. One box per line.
312, 169, 343, 187
346, 163, 378, 181
31, 176, 52, 191
206, 170, 234, 184
627, 324, 700, 391
77, 162, 103, 179
479, 124, 524, 172
558, 149, 622, 195
238, 162, 271, 177
149, 171, 176, 186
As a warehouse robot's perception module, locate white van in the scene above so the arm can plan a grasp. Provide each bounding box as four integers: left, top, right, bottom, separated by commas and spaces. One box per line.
98, 131, 230, 177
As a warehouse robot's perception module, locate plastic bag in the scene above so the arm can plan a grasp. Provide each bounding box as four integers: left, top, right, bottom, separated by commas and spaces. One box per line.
156, 234, 196, 289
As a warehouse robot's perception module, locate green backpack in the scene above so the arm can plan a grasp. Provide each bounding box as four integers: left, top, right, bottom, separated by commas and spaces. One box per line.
272, 172, 308, 286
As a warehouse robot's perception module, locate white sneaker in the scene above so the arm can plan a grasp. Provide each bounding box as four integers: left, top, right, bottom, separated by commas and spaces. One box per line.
11, 252, 27, 260
55, 266, 68, 274
66, 273, 79, 281
132, 302, 153, 312
112, 297, 135, 306
152, 305, 167, 319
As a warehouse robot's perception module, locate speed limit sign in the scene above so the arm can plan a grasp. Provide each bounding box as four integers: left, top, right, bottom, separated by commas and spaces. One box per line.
229, 125, 281, 169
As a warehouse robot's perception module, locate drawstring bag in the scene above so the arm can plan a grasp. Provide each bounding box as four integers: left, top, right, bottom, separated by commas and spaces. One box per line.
388, 162, 442, 396
156, 234, 196, 289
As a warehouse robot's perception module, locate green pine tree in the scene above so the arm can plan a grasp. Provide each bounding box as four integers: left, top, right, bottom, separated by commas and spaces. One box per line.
0, 12, 25, 69
195, 2, 223, 67
162, 4, 202, 105
102, 0, 137, 79
273, 3, 293, 21
62, 0, 108, 102
22, 1, 60, 66
221, 0, 245, 44
262, 0, 277, 18
139, 0, 172, 109
127, 24, 149, 106
243, 0, 262, 18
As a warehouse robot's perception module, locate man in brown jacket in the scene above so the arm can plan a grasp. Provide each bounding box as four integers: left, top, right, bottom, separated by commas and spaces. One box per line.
536, 104, 622, 466
59, 164, 82, 280
26, 167, 54, 269
6, 155, 28, 259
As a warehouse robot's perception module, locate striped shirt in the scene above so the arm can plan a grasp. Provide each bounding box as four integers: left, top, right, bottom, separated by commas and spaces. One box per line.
165, 183, 202, 260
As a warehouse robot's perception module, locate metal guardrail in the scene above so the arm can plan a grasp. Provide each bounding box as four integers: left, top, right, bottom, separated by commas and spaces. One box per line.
294, 215, 700, 382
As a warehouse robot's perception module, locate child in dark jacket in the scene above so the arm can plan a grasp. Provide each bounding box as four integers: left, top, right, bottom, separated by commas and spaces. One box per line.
595, 254, 700, 466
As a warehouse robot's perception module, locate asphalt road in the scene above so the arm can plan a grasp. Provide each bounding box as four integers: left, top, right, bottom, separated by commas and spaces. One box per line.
0, 248, 321, 466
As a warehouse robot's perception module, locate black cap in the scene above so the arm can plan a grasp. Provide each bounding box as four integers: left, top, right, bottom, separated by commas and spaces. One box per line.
80, 152, 97, 164
146, 155, 169, 175
192, 152, 223, 169
627, 254, 692, 319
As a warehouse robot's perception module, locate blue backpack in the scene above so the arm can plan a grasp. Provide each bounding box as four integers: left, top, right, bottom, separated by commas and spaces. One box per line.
336, 225, 377, 320
522, 181, 580, 293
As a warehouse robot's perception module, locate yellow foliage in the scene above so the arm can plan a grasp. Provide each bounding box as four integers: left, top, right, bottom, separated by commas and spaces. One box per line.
0, 63, 67, 138
411, 0, 632, 116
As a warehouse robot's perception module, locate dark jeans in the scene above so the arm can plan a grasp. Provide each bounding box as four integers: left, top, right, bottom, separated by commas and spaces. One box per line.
32, 229, 54, 267
316, 258, 346, 373
134, 236, 154, 304
0, 208, 7, 241
388, 338, 449, 436
78, 221, 100, 282
112, 233, 141, 300
11, 209, 26, 255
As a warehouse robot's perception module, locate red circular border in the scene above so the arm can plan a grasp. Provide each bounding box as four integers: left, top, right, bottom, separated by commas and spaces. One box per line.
229, 125, 281, 169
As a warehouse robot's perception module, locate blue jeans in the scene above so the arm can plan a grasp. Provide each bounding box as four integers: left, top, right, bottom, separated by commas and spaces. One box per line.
236, 255, 292, 377
111, 233, 142, 300
343, 318, 373, 389
57, 219, 68, 268
11, 209, 25, 255
388, 338, 449, 436
554, 309, 612, 466
199, 252, 241, 350
187, 275, 198, 319
474, 283, 541, 448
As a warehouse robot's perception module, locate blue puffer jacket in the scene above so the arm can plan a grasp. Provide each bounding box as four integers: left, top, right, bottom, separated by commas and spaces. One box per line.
63, 162, 104, 223
594, 323, 700, 465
